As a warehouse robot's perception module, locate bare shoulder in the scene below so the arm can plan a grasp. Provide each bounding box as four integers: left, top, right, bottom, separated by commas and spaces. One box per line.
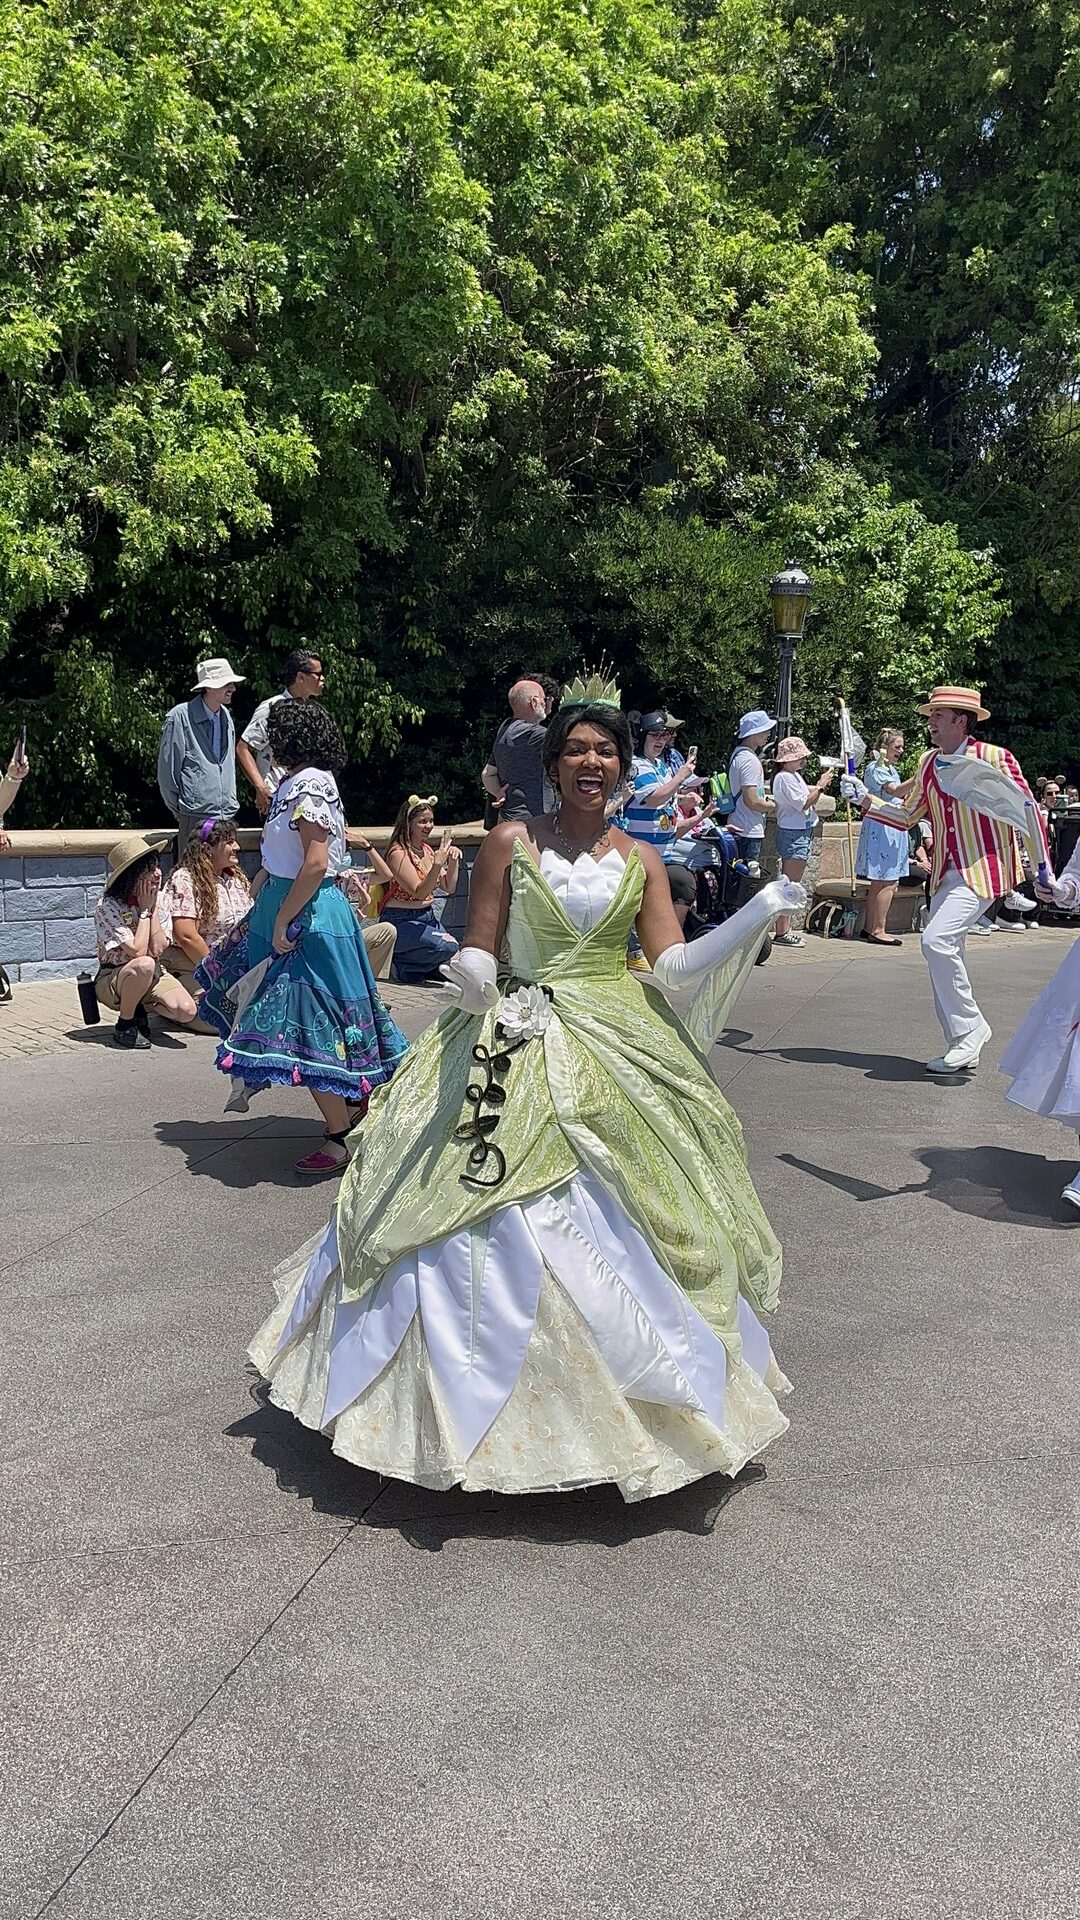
610, 830, 664, 882
474, 819, 533, 872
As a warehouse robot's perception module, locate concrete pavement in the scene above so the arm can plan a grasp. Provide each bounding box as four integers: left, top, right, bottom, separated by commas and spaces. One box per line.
2, 932, 1077, 1920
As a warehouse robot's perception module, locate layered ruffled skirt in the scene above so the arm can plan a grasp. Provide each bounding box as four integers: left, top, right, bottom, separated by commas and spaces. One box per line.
196, 877, 407, 1099
250, 1173, 791, 1503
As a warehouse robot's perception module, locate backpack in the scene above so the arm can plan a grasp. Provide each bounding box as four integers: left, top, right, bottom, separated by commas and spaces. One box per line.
709, 767, 737, 818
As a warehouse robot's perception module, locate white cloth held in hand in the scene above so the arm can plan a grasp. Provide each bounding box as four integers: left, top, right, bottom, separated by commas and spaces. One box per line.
651, 879, 806, 988
440, 945, 500, 1013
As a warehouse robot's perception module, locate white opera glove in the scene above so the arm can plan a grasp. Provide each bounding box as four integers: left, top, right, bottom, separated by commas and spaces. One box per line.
650, 879, 806, 988
1036, 869, 1080, 910
840, 774, 869, 804
439, 945, 500, 1013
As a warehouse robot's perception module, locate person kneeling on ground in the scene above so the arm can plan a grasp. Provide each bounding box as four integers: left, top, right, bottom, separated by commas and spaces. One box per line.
157, 820, 252, 1029
93, 836, 197, 1047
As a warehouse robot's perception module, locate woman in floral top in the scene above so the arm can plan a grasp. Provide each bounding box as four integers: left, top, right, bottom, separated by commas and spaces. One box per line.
157, 820, 251, 1021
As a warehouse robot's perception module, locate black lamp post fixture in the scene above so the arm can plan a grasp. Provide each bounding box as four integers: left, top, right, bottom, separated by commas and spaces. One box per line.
769, 560, 813, 741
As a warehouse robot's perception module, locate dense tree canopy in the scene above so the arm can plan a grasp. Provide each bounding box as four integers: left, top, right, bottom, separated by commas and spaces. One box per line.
0, 0, 1075, 825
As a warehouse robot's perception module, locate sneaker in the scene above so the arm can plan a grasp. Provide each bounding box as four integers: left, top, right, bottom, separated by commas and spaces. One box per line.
926, 1018, 992, 1074
1002, 890, 1037, 913
627, 954, 652, 973
1062, 1172, 1080, 1213
968, 922, 992, 937
773, 931, 805, 948
113, 1019, 150, 1051
994, 918, 1024, 931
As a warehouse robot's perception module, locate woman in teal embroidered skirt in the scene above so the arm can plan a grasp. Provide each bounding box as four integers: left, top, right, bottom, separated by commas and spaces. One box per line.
197, 701, 406, 1172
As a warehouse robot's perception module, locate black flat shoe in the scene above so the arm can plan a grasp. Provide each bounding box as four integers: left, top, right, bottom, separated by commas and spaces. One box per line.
859, 930, 902, 947
113, 1021, 151, 1050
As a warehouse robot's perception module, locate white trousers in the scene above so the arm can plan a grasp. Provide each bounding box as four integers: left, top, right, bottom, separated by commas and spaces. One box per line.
920, 871, 988, 1043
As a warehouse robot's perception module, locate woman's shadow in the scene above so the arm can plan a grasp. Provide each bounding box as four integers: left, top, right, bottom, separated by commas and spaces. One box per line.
225, 1374, 766, 1552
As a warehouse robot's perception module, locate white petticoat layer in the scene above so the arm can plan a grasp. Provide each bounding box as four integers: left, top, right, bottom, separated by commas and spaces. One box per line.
249, 1174, 791, 1502
999, 932, 1080, 1127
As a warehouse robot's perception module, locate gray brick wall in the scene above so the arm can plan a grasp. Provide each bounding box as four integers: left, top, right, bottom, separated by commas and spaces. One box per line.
0, 842, 480, 982
0, 855, 105, 982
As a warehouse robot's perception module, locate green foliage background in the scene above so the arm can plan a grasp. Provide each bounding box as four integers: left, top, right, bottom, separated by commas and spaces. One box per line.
1, 0, 1076, 824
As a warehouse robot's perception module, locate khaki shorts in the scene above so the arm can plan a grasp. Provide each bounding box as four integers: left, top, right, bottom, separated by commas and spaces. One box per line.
94, 962, 186, 1013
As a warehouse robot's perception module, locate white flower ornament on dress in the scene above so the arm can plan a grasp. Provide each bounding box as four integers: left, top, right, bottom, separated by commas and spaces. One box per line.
496, 983, 555, 1043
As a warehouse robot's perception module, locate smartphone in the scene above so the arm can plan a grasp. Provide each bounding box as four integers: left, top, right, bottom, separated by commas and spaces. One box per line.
17, 724, 27, 766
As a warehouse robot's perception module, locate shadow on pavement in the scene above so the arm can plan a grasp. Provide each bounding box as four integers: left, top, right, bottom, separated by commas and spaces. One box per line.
155, 1117, 323, 1186
227, 1376, 763, 1550
761, 1044, 933, 1083
780, 1145, 1078, 1229
64, 1024, 190, 1050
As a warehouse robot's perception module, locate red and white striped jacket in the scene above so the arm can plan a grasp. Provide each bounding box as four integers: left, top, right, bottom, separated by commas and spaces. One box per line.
864, 738, 1048, 901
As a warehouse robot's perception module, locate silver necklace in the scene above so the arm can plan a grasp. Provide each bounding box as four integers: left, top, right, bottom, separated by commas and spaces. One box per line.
551, 814, 612, 863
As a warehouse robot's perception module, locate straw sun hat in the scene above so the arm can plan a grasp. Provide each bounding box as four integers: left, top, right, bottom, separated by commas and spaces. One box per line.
916, 684, 990, 723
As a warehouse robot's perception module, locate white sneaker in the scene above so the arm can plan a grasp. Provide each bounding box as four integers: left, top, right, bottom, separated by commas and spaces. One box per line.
1002, 890, 1037, 913
968, 922, 992, 937
1062, 1172, 1080, 1212
994, 918, 1024, 931
926, 1019, 992, 1074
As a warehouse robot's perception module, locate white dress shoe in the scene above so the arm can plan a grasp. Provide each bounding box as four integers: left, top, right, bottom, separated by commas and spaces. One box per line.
926, 1019, 992, 1073
1062, 1172, 1080, 1212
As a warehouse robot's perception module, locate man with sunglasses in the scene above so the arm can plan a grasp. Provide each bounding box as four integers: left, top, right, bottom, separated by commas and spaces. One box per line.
237, 646, 326, 818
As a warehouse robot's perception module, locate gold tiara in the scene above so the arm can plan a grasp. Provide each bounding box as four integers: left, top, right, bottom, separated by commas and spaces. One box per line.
561, 667, 621, 711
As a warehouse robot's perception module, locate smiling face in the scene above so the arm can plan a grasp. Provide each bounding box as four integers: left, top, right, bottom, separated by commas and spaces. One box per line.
410, 806, 435, 843
211, 833, 240, 876
644, 728, 674, 759
926, 707, 971, 752
557, 721, 623, 810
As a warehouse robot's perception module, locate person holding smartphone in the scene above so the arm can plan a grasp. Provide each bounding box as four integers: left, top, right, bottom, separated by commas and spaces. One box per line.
0, 729, 29, 854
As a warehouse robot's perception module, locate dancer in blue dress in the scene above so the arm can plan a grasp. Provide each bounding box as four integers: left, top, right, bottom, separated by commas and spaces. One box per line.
197, 701, 407, 1173
855, 728, 910, 947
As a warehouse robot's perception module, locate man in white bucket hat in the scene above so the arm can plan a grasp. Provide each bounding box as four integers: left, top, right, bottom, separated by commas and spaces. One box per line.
157, 655, 245, 850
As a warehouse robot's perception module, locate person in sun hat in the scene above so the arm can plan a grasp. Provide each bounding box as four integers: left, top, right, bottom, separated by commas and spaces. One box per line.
728, 709, 778, 863
157, 655, 245, 850
770, 736, 835, 947
92, 834, 198, 1047
845, 684, 1049, 1075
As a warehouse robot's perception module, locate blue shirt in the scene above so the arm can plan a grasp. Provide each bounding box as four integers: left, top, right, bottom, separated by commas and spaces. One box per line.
624, 758, 678, 858
201, 698, 226, 764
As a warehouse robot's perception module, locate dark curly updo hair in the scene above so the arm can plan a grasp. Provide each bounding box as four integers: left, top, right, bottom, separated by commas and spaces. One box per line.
268, 697, 345, 775
542, 704, 633, 785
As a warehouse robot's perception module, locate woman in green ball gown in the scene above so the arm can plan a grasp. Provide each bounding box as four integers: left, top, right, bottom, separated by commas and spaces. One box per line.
250, 683, 804, 1502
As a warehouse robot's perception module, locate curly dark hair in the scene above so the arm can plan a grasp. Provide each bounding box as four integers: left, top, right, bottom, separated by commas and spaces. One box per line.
268, 696, 345, 774
541, 703, 633, 784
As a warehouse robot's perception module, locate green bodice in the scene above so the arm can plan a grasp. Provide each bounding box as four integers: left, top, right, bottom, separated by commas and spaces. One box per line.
335, 843, 781, 1342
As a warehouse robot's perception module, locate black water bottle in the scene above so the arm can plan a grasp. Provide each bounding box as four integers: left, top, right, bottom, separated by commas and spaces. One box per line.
77, 971, 101, 1025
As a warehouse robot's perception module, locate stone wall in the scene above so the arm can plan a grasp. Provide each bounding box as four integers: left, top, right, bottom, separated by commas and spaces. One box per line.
0, 825, 483, 984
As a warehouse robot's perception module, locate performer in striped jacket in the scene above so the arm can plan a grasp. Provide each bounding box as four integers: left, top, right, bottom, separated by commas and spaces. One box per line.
851, 685, 1049, 1075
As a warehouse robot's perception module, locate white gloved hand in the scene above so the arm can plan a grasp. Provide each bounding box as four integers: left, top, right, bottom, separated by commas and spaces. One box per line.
759, 876, 807, 917
840, 774, 869, 804
439, 945, 500, 1013
1035, 869, 1080, 910
650, 879, 797, 989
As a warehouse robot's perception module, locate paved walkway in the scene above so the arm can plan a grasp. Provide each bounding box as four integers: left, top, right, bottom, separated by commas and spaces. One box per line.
3, 931, 1077, 1920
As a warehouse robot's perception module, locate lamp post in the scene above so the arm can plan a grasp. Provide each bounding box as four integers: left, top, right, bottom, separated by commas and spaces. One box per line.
769, 560, 813, 741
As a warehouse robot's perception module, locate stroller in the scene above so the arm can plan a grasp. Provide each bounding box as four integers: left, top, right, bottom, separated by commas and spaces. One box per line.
677, 826, 772, 966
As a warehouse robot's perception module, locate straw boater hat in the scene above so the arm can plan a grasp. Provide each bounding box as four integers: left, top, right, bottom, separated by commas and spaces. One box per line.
105, 833, 170, 889
917, 684, 990, 723
774, 735, 810, 764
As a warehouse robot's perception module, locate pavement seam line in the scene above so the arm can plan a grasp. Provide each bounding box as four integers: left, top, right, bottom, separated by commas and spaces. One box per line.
15, 1120, 283, 1269
717, 953, 859, 1088
31, 1494, 384, 1917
